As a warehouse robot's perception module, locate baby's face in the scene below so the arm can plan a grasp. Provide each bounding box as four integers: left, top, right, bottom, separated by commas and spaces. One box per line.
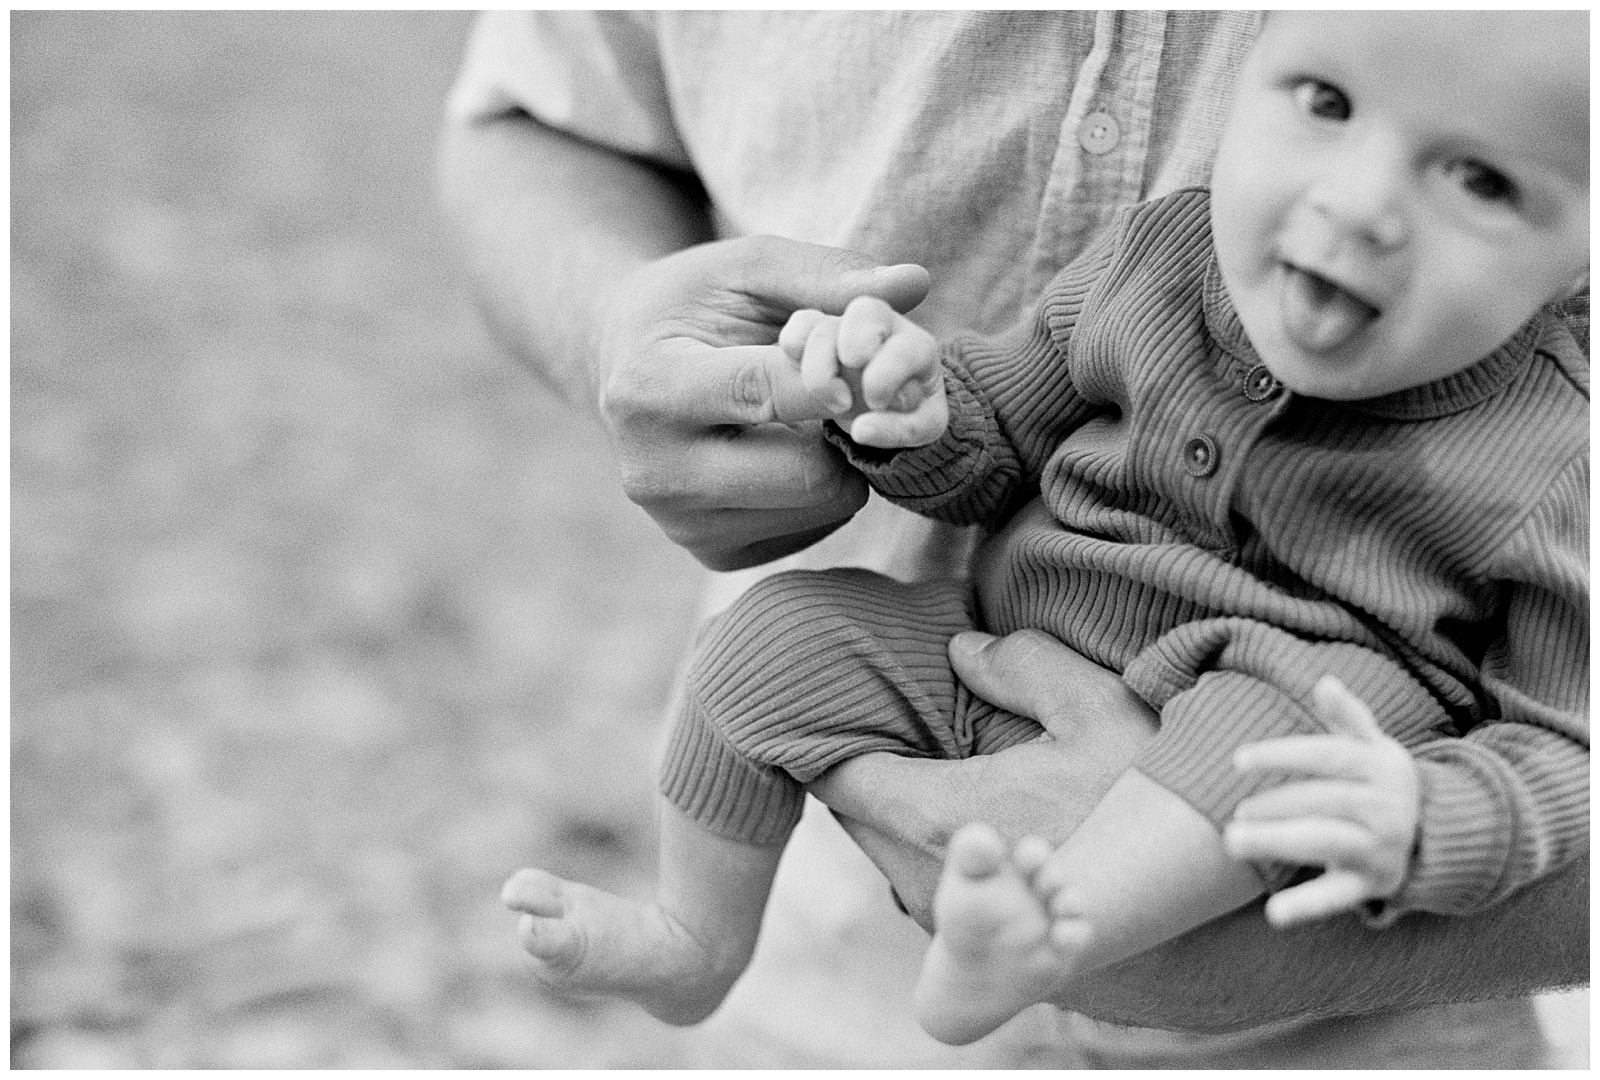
1210, 11, 1588, 401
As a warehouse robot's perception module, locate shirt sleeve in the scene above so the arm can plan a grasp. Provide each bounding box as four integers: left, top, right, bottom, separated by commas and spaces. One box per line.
444, 10, 693, 170
1376, 452, 1590, 920
826, 220, 1120, 527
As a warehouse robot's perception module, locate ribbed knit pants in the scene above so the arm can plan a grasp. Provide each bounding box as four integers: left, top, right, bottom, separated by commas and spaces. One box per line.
660, 568, 1045, 845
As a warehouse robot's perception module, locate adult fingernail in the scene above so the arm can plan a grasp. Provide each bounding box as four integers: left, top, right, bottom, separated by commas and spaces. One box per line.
949, 631, 996, 656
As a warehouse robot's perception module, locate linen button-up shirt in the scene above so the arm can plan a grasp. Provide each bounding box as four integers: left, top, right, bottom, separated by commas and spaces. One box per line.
447, 11, 1261, 586
449, 11, 1259, 342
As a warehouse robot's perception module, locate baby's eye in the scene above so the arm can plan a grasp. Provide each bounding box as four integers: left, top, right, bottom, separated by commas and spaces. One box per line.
1442, 160, 1519, 206
1291, 79, 1351, 121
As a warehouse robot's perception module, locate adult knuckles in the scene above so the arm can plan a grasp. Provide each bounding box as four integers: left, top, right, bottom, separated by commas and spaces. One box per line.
615, 445, 702, 511
726, 356, 780, 424
730, 234, 880, 303
598, 353, 670, 428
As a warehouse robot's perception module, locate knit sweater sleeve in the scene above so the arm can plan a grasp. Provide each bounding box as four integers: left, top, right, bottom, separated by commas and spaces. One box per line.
826, 225, 1116, 527
1377, 452, 1590, 920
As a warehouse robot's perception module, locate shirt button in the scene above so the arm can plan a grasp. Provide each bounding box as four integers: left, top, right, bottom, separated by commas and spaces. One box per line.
1243, 364, 1282, 402
1183, 434, 1219, 478
1078, 111, 1121, 155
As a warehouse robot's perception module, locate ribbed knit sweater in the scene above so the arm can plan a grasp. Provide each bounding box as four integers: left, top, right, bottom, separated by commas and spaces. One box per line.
832, 188, 1589, 919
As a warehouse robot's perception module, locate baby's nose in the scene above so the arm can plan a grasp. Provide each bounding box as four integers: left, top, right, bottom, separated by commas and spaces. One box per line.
1304, 148, 1410, 252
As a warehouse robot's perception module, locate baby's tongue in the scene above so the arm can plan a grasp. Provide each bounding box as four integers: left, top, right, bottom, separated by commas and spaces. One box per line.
1279, 266, 1377, 352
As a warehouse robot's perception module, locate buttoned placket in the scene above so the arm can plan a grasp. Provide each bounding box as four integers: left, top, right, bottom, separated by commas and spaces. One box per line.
1025, 10, 1167, 297
1178, 361, 1291, 553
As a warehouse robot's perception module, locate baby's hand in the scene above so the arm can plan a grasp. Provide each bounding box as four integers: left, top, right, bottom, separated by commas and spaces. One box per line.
1224, 676, 1421, 928
778, 296, 948, 448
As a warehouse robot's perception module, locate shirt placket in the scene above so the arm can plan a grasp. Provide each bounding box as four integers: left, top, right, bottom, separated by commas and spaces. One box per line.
1179, 360, 1291, 553
1025, 10, 1166, 297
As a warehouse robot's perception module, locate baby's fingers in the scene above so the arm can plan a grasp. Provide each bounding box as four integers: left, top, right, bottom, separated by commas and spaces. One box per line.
1263, 870, 1371, 928
850, 391, 949, 448
796, 316, 854, 411
1311, 676, 1387, 743
1223, 816, 1374, 869
1234, 735, 1381, 781
836, 295, 901, 368
858, 324, 940, 411
779, 308, 829, 360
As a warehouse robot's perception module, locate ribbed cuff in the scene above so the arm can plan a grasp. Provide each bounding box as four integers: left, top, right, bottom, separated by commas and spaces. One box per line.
659, 695, 802, 847
825, 363, 1007, 518
1363, 750, 1514, 920
1134, 670, 1316, 832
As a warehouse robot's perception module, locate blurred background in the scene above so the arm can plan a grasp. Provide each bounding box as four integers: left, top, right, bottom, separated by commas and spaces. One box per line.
12, 10, 719, 1067
10, 10, 1588, 1070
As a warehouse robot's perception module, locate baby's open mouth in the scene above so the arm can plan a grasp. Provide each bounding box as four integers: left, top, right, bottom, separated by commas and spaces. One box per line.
1278, 263, 1380, 353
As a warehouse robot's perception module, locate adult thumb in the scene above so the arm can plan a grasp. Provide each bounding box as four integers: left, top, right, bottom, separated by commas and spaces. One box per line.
730, 235, 931, 315
948, 629, 1156, 741
947, 629, 1067, 723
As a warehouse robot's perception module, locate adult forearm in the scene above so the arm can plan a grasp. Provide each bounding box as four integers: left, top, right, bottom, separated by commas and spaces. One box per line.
435, 107, 713, 409
830, 751, 1588, 1032
1065, 854, 1589, 1032
816, 630, 1589, 1034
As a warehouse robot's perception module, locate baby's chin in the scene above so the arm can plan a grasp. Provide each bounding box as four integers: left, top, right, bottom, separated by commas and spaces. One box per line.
1245, 345, 1382, 402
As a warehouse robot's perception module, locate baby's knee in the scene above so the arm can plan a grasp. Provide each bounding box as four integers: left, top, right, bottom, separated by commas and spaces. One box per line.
694, 569, 886, 671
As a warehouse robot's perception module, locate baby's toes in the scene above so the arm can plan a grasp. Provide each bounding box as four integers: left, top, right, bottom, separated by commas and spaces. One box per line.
516, 909, 587, 975
502, 867, 566, 916
945, 823, 1008, 880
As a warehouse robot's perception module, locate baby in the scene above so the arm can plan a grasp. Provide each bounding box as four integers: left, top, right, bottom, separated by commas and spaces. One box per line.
503, 10, 1589, 1043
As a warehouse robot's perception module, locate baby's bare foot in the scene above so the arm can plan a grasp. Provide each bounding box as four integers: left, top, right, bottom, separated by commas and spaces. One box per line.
914, 824, 1089, 1045
501, 867, 745, 1026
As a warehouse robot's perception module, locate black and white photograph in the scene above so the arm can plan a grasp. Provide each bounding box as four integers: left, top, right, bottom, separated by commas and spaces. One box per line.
12, 9, 1590, 1069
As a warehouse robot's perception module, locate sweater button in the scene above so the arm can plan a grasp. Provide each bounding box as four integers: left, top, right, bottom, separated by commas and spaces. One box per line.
1243, 363, 1282, 402
1183, 434, 1219, 477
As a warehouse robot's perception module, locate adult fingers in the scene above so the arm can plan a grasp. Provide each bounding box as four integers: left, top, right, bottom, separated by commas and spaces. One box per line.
602, 339, 816, 432
679, 343, 846, 428
726, 235, 931, 316
672, 505, 867, 572
1263, 871, 1371, 928
1311, 676, 1387, 743
947, 629, 1156, 742
620, 419, 860, 512
946, 629, 1079, 722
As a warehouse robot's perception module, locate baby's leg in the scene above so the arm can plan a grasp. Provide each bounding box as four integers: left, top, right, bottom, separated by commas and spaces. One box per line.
503, 800, 783, 1026
661, 568, 1042, 841
507, 568, 1031, 1027
917, 768, 1262, 1045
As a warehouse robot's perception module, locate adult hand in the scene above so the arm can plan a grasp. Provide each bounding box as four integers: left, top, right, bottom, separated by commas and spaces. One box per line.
812, 632, 1590, 1033
809, 629, 1158, 930
595, 236, 931, 570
